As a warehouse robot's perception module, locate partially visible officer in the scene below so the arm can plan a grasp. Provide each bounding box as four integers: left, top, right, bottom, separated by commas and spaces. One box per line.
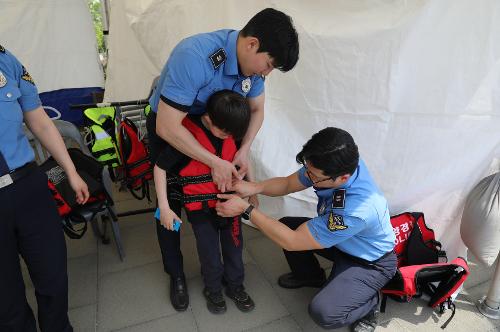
146, 8, 299, 311
0, 45, 89, 332
215, 127, 397, 332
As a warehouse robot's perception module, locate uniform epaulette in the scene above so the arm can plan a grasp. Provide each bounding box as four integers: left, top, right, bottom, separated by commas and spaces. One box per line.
209, 48, 226, 69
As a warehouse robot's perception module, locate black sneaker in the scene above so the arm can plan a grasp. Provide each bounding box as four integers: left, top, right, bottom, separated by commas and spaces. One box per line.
170, 276, 189, 311
225, 285, 255, 312
203, 288, 227, 314
351, 310, 378, 332
277, 270, 326, 289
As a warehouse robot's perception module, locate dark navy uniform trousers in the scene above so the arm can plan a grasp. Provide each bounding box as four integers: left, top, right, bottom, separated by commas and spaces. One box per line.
280, 217, 397, 329
187, 211, 244, 292
146, 111, 185, 278
0, 168, 72, 332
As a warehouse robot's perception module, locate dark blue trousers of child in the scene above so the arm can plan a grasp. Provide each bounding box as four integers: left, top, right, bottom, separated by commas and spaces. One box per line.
187, 210, 244, 293
280, 216, 397, 329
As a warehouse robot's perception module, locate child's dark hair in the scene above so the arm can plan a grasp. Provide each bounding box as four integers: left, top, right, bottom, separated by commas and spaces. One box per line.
206, 90, 251, 140
240, 8, 299, 72
296, 127, 359, 178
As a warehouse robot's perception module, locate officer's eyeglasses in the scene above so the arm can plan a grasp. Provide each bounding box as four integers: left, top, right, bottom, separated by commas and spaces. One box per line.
304, 167, 336, 185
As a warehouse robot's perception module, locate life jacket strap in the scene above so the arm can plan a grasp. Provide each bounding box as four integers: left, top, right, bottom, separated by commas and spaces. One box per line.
92, 148, 118, 157
177, 174, 213, 186
183, 193, 218, 203
124, 157, 151, 170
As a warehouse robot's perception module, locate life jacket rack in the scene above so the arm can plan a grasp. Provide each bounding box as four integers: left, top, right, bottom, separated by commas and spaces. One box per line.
71, 98, 157, 218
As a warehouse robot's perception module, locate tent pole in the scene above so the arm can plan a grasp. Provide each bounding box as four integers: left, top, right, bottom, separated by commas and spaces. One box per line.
100, 0, 110, 33
477, 251, 500, 319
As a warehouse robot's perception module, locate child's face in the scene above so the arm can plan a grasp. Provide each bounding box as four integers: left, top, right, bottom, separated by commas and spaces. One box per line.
209, 125, 231, 140
206, 119, 231, 140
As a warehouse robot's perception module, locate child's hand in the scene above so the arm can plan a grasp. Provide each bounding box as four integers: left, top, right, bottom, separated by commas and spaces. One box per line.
159, 207, 182, 231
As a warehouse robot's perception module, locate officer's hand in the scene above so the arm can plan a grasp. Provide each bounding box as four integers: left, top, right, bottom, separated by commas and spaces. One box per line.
159, 207, 182, 231
215, 194, 248, 217
68, 173, 89, 204
232, 149, 249, 179
211, 158, 239, 192
232, 179, 259, 198
248, 194, 259, 208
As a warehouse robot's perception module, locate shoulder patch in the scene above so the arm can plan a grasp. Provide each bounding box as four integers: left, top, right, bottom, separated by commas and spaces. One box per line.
332, 189, 346, 209
0, 45, 5, 53
209, 48, 226, 69
328, 213, 348, 232
21, 66, 35, 85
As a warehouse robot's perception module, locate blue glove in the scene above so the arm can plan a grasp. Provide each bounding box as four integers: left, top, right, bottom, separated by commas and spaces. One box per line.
155, 208, 181, 232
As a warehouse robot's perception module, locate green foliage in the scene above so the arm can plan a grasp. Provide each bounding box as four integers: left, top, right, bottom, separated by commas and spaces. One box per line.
88, 0, 106, 54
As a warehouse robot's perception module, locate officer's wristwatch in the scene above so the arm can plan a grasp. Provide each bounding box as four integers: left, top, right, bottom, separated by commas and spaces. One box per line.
242, 204, 255, 220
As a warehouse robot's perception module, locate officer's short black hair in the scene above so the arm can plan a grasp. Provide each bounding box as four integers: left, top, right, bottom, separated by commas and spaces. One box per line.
296, 127, 360, 178
240, 8, 299, 72
206, 90, 250, 140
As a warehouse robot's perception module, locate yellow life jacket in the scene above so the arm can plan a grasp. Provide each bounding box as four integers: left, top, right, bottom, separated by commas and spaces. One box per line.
83, 107, 121, 168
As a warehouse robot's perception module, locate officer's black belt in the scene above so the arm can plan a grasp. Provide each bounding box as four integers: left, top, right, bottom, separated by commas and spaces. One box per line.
339, 248, 395, 266
374, 250, 395, 263
0, 161, 38, 189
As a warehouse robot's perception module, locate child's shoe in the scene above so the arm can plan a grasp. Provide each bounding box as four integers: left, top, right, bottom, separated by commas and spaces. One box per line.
225, 285, 255, 312
203, 288, 227, 314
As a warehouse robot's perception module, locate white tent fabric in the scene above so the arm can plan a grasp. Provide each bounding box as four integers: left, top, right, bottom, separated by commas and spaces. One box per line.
102, 0, 158, 101
0, 0, 104, 93
104, 0, 500, 261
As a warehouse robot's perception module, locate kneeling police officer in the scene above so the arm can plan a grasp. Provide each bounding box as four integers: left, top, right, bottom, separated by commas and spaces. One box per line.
215, 127, 397, 332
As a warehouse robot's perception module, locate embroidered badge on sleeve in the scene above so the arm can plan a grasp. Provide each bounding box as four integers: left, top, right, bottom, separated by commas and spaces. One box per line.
328, 213, 348, 232
21, 66, 35, 85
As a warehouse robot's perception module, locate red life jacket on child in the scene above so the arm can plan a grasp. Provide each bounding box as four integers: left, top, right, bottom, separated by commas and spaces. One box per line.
176, 116, 237, 211
381, 212, 470, 329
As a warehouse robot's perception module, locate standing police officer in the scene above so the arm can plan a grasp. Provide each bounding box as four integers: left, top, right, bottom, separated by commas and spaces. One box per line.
0, 46, 89, 332
215, 127, 397, 332
146, 8, 299, 311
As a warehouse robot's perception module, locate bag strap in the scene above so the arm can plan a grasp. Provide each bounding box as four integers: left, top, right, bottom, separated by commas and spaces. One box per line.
128, 180, 151, 202
62, 214, 88, 239
440, 299, 456, 329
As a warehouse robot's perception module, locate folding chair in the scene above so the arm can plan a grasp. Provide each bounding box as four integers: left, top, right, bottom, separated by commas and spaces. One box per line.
24, 120, 126, 261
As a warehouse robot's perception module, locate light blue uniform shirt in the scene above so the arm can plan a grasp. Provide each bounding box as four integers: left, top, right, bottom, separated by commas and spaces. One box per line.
299, 159, 396, 261
149, 29, 264, 114
0, 46, 41, 170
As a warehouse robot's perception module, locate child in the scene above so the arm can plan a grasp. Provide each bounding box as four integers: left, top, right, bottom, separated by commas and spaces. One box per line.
153, 90, 255, 314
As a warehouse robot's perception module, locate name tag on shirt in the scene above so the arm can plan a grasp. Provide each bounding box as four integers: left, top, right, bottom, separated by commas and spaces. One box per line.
332, 189, 346, 209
